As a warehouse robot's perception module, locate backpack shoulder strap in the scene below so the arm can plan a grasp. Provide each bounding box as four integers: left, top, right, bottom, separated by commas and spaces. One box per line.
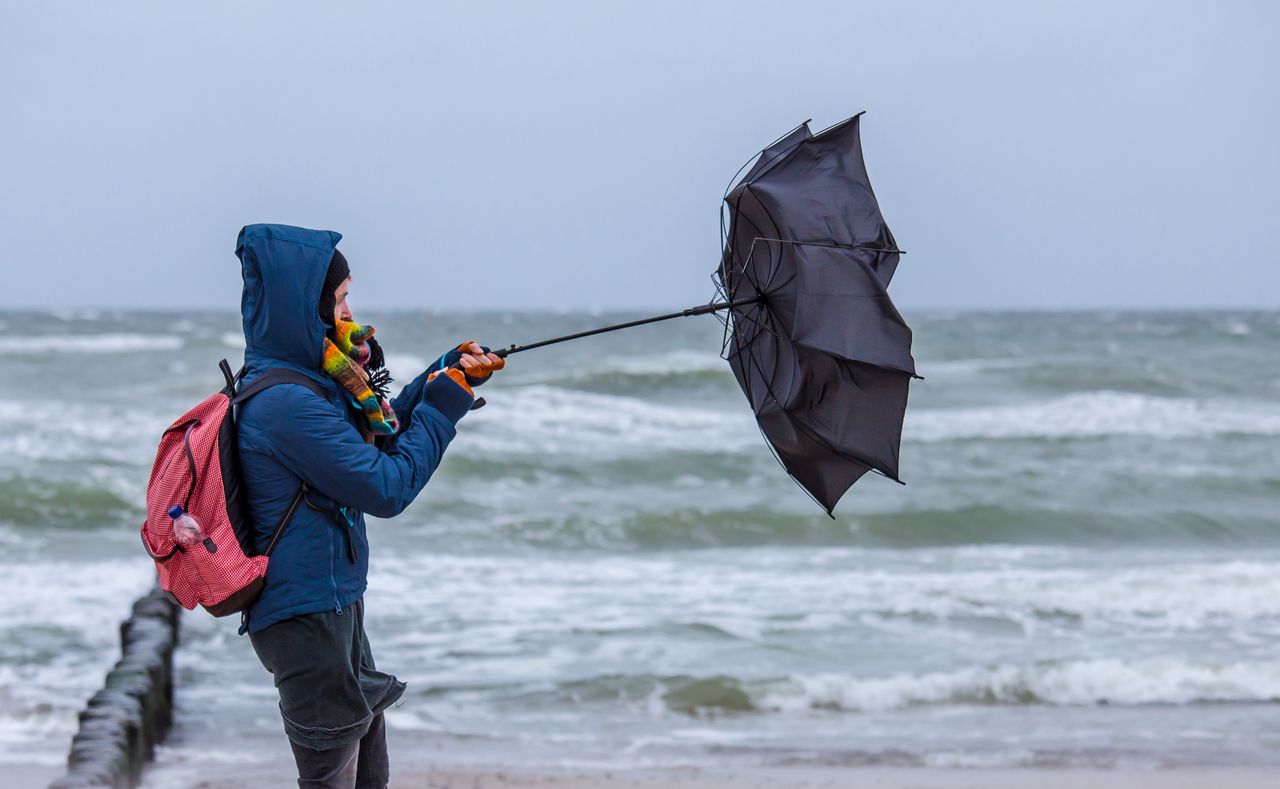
222, 364, 329, 559
230, 367, 329, 405
218, 359, 241, 393
263, 483, 311, 558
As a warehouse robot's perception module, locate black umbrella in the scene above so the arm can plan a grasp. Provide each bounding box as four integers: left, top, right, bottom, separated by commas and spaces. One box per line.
466, 114, 915, 514
714, 114, 917, 513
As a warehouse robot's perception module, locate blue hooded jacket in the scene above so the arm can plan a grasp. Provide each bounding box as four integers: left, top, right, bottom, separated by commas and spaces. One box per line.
234, 224, 473, 634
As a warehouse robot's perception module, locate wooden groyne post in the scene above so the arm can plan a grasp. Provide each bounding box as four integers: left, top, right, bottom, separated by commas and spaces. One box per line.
50, 586, 180, 789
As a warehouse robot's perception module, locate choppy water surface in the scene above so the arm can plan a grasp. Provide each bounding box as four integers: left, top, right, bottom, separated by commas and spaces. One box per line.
3, 309, 1279, 780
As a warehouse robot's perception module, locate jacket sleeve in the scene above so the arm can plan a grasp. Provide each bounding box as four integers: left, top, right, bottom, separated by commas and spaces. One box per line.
256, 375, 474, 518
387, 367, 437, 432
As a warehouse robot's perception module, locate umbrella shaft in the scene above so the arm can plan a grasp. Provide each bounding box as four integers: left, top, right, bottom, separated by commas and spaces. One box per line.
492, 296, 763, 358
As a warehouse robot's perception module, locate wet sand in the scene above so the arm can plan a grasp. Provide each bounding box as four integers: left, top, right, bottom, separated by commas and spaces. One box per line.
152, 765, 1280, 789
399, 768, 1280, 788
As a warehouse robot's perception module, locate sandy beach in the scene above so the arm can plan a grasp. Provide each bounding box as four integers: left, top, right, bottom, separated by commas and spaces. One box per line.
159, 765, 1280, 789
403, 767, 1280, 789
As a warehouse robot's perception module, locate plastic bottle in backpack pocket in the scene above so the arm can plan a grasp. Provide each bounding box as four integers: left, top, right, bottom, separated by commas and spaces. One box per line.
168, 505, 216, 552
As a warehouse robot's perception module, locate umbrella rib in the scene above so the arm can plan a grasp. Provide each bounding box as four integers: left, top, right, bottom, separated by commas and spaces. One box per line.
745, 240, 921, 378
736, 327, 840, 516
721, 119, 812, 201
727, 300, 785, 347
742, 237, 784, 298
712, 276, 746, 362
747, 205, 790, 294
728, 261, 917, 377
733, 194, 788, 296
809, 111, 866, 141
731, 194, 776, 295
735, 301, 785, 409
723, 189, 779, 297
754, 238, 906, 255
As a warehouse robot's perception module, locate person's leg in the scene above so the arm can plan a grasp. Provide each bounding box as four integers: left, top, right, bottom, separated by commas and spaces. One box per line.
352, 601, 393, 788
250, 611, 376, 787
354, 712, 389, 789
289, 738, 360, 789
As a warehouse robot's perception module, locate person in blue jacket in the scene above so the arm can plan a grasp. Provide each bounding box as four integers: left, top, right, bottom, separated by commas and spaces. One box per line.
234, 224, 503, 788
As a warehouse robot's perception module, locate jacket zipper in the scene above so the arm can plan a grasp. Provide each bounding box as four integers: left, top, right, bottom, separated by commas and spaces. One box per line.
330, 524, 342, 615
339, 506, 358, 564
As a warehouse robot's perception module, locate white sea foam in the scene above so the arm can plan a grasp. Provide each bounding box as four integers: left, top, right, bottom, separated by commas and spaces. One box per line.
921, 357, 1042, 377
907, 391, 1280, 442
47, 308, 103, 322
17, 333, 184, 354
458, 385, 758, 456
0, 558, 153, 638
761, 658, 1280, 712
836, 558, 1280, 636
554, 350, 729, 379
0, 558, 153, 760
1000, 560, 1280, 629
1218, 319, 1251, 336
0, 399, 166, 463
925, 750, 1037, 768
499, 350, 731, 388
220, 332, 245, 348
383, 353, 429, 384
502, 349, 730, 386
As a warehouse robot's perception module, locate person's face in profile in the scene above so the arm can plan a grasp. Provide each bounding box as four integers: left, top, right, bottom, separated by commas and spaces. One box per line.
332, 276, 353, 326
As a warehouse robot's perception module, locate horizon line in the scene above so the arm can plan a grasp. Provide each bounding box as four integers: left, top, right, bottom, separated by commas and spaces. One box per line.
7, 304, 1280, 315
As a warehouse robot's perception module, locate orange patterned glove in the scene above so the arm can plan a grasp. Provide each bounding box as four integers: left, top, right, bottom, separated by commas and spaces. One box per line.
427, 367, 474, 398
458, 343, 501, 384
431, 341, 505, 387
453, 341, 506, 386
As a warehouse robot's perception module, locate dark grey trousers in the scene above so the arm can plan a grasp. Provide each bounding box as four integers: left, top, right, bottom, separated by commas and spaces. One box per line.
288, 711, 388, 789
250, 599, 406, 789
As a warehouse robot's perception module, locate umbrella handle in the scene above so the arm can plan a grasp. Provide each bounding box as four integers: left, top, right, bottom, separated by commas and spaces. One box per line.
441, 357, 499, 411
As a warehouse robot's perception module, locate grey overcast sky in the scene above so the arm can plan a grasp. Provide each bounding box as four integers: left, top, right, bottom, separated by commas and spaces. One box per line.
2, 1, 1277, 311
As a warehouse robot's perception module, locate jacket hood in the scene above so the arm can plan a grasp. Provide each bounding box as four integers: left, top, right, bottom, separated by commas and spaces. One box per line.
237, 224, 342, 375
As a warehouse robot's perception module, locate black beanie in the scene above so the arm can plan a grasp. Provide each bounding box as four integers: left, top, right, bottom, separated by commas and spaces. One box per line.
318, 249, 350, 326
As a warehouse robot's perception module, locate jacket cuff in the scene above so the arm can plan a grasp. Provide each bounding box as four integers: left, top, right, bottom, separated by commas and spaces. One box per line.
420, 374, 473, 424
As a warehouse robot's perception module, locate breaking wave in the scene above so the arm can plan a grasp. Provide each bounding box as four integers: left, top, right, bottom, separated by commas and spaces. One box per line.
459, 385, 758, 457
759, 658, 1280, 712
497, 658, 1280, 715
907, 391, 1280, 442
16, 333, 184, 354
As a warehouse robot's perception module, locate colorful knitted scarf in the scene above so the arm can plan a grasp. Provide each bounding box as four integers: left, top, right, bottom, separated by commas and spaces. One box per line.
323, 320, 399, 437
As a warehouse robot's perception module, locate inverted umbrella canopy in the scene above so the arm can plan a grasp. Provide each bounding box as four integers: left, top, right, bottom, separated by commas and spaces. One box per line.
715, 114, 916, 514
467, 112, 915, 515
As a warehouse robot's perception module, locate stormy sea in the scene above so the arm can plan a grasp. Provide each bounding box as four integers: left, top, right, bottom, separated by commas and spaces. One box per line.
4, 309, 1279, 784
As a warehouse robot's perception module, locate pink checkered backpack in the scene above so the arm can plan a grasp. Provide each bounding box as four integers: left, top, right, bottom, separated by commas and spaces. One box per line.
140, 360, 325, 617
